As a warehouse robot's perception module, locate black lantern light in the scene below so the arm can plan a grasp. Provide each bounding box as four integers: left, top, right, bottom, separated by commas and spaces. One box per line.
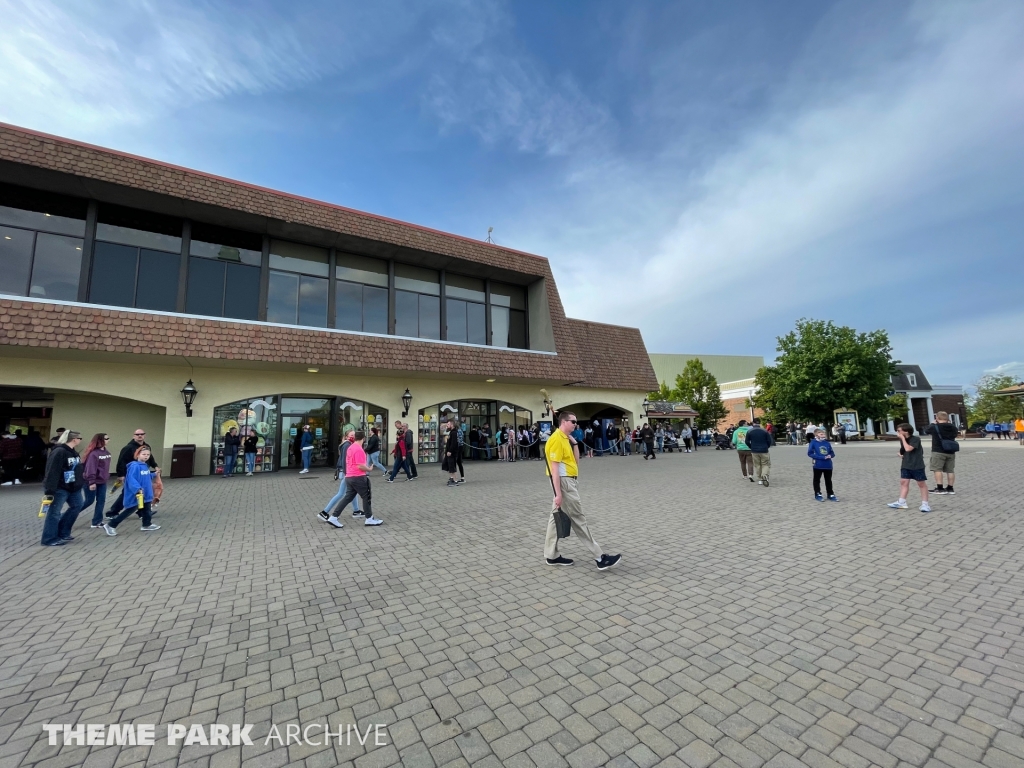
181, 379, 198, 417
401, 388, 412, 418
642, 397, 650, 416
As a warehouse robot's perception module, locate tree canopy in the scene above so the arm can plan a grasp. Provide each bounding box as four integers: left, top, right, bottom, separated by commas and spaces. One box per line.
753, 319, 899, 424
967, 375, 1022, 424
674, 359, 728, 430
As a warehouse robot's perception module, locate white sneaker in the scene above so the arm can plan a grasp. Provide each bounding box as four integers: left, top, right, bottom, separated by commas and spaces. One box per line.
140, 524, 161, 531
0, 482, 11, 486
920, 502, 932, 513
758, 480, 763, 485
887, 500, 908, 509
246, 472, 253, 476
103, 524, 117, 536
364, 516, 383, 526
327, 516, 343, 528
299, 469, 309, 474
13, 479, 21, 485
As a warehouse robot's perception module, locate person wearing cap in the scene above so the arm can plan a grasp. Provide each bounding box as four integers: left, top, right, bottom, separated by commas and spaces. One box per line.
40, 431, 84, 546
106, 429, 159, 520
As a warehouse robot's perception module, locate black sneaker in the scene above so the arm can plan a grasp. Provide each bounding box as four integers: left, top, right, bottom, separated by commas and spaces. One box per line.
352, 510, 364, 518
45, 540, 66, 547
446, 479, 456, 487
317, 511, 330, 522
546, 557, 574, 566
456, 478, 465, 484
930, 487, 946, 495
762, 478, 769, 487
596, 554, 621, 571
60, 536, 75, 542
748, 476, 755, 483
946, 486, 955, 495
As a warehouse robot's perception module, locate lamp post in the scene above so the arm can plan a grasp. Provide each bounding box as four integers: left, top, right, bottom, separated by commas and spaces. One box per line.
180, 379, 198, 418
401, 388, 412, 418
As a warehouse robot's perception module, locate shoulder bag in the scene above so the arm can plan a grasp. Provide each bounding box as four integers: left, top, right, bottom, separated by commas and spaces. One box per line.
543, 448, 572, 539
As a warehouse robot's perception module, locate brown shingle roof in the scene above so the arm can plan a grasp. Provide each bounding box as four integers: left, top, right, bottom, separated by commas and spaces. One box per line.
565, 319, 657, 391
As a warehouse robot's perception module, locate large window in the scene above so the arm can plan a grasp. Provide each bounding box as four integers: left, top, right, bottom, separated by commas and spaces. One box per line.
186, 223, 262, 320
335, 253, 388, 334
0, 185, 87, 301
267, 240, 329, 327
490, 282, 527, 349
395, 264, 440, 340
90, 205, 182, 311
445, 273, 486, 344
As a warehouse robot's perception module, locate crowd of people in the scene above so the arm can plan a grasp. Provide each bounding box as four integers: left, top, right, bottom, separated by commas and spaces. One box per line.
985, 420, 1023, 441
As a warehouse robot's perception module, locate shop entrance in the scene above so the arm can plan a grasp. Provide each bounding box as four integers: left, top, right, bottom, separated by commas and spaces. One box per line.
417, 400, 533, 463
281, 398, 332, 469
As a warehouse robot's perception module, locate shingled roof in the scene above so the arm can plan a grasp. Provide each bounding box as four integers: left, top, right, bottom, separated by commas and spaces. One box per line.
565, 319, 658, 392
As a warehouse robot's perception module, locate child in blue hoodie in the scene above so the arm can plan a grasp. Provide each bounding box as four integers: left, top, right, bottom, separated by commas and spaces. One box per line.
807, 428, 838, 502
103, 446, 160, 535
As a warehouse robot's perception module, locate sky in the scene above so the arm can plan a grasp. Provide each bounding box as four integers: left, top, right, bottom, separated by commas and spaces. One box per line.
1, 0, 1022, 388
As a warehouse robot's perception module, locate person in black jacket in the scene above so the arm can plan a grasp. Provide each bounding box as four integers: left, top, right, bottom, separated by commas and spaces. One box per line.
223, 427, 241, 478
243, 433, 259, 476
403, 422, 418, 479
443, 419, 463, 487
365, 427, 388, 475
41, 431, 84, 546
640, 424, 656, 460
924, 411, 959, 495
744, 419, 773, 486
106, 429, 159, 519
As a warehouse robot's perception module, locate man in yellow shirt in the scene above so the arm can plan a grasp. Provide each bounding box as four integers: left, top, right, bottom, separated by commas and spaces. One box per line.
1016, 417, 1024, 446
545, 411, 621, 570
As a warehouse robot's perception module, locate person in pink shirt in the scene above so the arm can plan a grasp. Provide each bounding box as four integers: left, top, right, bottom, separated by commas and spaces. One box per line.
327, 431, 383, 528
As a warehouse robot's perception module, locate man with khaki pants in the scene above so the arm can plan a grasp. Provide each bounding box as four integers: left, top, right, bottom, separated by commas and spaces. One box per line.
743, 418, 773, 486
544, 411, 621, 571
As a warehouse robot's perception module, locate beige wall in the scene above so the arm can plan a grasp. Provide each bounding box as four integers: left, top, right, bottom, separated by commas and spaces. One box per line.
51, 393, 167, 466
0, 350, 646, 474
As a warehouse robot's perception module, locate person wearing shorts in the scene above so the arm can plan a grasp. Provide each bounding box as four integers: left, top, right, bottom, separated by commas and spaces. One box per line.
924, 411, 958, 495
888, 423, 930, 513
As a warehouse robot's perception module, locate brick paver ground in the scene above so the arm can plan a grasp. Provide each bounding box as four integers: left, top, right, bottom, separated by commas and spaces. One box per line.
1, 440, 1023, 768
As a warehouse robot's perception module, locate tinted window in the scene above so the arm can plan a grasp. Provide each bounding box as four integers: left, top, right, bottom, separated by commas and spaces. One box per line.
335, 280, 362, 331
97, 204, 181, 252
224, 263, 260, 320
509, 309, 527, 349
418, 294, 440, 339
0, 206, 85, 237
395, 264, 440, 295
447, 299, 467, 343
0, 184, 87, 236
467, 302, 487, 345
0, 226, 33, 296
336, 253, 388, 287
30, 233, 83, 301
491, 306, 510, 348
395, 290, 418, 337
490, 281, 526, 309
298, 275, 328, 327
89, 242, 137, 307
185, 257, 225, 316
446, 273, 485, 302
135, 249, 179, 311
190, 222, 262, 266
267, 271, 299, 324
269, 240, 329, 277
364, 286, 388, 334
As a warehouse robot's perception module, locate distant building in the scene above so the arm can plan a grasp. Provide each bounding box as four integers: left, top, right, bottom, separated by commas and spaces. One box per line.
649, 354, 764, 428
880, 364, 966, 434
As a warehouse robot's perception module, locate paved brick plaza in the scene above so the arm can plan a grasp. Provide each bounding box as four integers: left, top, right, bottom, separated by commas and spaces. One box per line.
1, 441, 1023, 768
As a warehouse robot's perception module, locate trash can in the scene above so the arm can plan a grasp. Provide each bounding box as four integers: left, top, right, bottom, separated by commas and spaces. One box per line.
170, 444, 196, 479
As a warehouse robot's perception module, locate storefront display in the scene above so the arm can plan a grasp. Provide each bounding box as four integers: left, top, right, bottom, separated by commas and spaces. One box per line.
211, 396, 278, 474
417, 400, 531, 463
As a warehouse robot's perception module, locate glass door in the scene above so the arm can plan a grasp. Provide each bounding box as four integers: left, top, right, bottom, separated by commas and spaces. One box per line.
280, 397, 332, 469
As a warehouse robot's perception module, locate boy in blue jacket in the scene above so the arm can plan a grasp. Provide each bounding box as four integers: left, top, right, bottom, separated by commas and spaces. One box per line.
807, 428, 838, 502
103, 446, 160, 535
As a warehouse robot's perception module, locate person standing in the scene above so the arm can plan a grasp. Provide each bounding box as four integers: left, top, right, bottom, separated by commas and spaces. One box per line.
985, 420, 996, 440
40, 431, 85, 546
223, 427, 241, 478
837, 422, 848, 445
444, 419, 462, 487
731, 420, 754, 481
403, 423, 418, 478
106, 429, 159, 520
80, 433, 112, 528
469, 424, 480, 460
1016, 416, 1024, 446
103, 446, 160, 535
326, 431, 383, 527
366, 427, 388, 475
1, 429, 24, 486
888, 424, 931, 513
318, 432, 362, 524
681, 424, 693, 453
640, 423, 656, 460
924, 411, 959, 495
807, 427, 838, 501
744, 419, 772, 486
544, 411, 621, 570
481, 423, 493, 460
243, 432, 258, 476
299, 425, 314, 473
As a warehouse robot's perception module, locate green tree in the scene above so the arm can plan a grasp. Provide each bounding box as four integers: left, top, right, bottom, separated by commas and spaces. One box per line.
750, 364, 787, 425
674, 359, 728, 430
966, 375, 1022, 424
756, 319, 899, 424
648, 381, 674, 402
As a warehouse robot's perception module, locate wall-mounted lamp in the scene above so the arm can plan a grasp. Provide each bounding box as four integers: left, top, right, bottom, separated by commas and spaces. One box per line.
180, 379, 198, 418
402, 388, 413, 418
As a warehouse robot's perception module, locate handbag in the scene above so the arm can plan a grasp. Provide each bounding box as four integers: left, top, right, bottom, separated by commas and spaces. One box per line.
936, 425, 960, 453
542, 450, 572, 539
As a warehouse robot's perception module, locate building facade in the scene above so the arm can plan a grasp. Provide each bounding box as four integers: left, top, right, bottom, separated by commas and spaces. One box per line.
649, 353, 765, 429
0, 123, 657, 474
879, 364, 966, 434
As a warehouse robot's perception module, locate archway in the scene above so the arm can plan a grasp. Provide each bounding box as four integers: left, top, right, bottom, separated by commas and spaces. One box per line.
554, 401, 634, 456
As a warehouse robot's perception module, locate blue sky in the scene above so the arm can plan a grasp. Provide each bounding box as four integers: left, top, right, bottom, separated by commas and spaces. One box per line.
2, 0, 1022, 387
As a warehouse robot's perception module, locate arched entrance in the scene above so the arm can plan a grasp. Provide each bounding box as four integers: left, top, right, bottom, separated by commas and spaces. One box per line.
555, 401, 633, 456
418, 399, 533, 463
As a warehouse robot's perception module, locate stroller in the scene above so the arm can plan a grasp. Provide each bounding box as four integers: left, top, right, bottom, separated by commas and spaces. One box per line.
714, 433, 733, 450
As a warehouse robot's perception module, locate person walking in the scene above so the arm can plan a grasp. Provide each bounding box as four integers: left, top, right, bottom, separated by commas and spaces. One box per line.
80, 433, 112, 528
744, 418, 772, 486
40, 431, 85, 546
387, 425, 413, 482
681, 424, 693, 453
640, 423, 656, 460
325, 431, 383, 527
103, 445, 160, 535
443, 419, 463, 487
544, 411, 621, 570
403, 423, 418, 478
985, 420, 996, 440
366, 427, 388, 475
299, 425, 314, 473
318, 433, 362, 524
106, 429, 160, 520
888, 424, 931, 513
655, 425, 665, 454
731, 420, 754, 481
1, 429, 24, 486
924, 411, 959, 495
837, 422, 848, 445
243, 432, 258, 476
807, 427, 838, 501
1016, 416, 1024, 446
223, 427, 241, 478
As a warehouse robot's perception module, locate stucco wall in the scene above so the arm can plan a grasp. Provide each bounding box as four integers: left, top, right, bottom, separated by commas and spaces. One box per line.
51, 393, 167, 467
